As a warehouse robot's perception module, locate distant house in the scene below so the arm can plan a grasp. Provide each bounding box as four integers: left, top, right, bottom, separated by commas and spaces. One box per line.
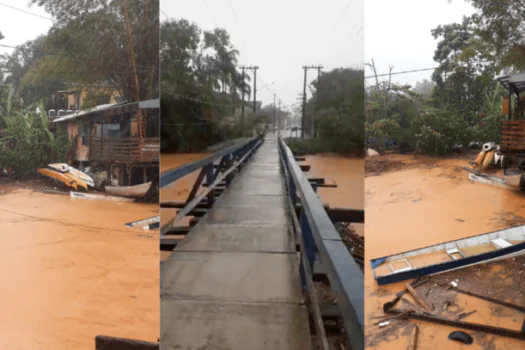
51, 99, 159, 187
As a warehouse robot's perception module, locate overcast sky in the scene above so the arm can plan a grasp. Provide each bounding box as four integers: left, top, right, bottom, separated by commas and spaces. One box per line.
161, 0, 364, 110
365, 0, 475, 87
0, 1, 52, 55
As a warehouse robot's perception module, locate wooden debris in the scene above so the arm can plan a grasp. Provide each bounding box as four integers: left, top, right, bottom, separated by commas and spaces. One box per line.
457, 310, 477, 321
408, 324, 419, 350
405, 283, 434, 314
372, 311, 413, 325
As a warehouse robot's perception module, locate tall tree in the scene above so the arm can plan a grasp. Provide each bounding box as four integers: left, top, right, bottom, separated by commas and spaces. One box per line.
25, 0, 159, 102
160, 18, 250, 151
2, 36, 67, 109
430, 16, 496, 120
463, 0, 525, 71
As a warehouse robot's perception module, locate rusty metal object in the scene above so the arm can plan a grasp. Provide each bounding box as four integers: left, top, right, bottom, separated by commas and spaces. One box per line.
95, 335, 159, 350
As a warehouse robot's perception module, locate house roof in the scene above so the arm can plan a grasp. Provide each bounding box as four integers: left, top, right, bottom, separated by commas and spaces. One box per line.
52, 98, 159, 123
497, 73, 525, 94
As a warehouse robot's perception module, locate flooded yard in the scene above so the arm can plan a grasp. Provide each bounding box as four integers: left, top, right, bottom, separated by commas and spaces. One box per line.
0, 183, 159, 349
365, 154, 525, 349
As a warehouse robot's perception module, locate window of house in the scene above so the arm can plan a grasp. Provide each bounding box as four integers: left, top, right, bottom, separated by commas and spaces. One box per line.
77, 122, 89, 146
103, 124, 120, 138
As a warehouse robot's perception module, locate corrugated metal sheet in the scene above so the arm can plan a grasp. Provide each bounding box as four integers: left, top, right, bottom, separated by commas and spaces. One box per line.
497, 73, 525, 94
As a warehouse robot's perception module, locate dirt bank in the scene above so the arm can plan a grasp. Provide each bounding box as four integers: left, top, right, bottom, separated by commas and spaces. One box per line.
365, 153, 525, 349
0, 182, 159, 349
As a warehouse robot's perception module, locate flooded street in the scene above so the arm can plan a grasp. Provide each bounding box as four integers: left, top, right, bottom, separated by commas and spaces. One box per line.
0, 185, 159, 349
365, 154, 525, 349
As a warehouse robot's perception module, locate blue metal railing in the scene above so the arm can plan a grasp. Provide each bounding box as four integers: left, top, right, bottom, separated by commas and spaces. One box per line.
277, 135, 364, 350
160, 136, 263, 235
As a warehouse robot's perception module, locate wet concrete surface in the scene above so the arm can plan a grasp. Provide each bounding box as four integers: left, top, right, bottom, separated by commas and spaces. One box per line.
161, 252, 302, 303
365, 154, 525, 349
161, 300, 311, 350
0, 185, 159, 349
160, 137, 310, 349
175, 224, 295, 253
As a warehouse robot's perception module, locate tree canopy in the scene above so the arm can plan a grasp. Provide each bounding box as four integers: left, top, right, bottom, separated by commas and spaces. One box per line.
1, 0, 159, 109
366, 2, 523, 155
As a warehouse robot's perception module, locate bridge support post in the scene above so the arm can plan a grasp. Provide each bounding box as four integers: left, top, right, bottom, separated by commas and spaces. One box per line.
205, 164, 214, 207
300, 210, 316, 290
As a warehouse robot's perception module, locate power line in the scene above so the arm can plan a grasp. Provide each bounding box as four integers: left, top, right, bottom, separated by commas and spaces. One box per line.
0, 1, 52, 21
170, 92, 243, 108
227, 0, 239, 21
160, 9, 169, 18
365, 67, 438, 79
0, 43, 156, 70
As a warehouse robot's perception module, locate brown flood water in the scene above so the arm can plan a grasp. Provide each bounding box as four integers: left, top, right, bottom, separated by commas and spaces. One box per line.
160, 153, 210, 261
159, 152, 363, 255
365, 154, 525, 349
0, 186, 159, 349
305, 154, 364, 234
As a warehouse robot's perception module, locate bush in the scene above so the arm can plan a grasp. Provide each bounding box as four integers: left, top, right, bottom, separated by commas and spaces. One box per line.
412, 110, 473, 155
0, 109, 70, 176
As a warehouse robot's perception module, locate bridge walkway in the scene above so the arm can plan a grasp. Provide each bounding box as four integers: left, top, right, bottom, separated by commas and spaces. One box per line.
160, 136, 312, 350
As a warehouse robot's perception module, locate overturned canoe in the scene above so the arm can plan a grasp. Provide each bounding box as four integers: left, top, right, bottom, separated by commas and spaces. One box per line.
468, 173, 520, 190
48, 163, 95, 188
371, 224, 525, 285
70, 191, 135, 203
37, 168, 78, 191
105, 181, 152, 198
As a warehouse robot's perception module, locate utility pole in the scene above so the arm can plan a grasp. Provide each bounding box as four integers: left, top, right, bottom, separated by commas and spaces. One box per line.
301, 65, 323, 139
273, 94, 276, 131
278, 99, 281, 130
302, 66, 308, 139
241, 66, 245, 124
252, 66, 259, 114
240, 65, 258, 135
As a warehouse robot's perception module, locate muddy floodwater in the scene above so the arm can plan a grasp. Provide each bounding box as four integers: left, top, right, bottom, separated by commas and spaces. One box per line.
365, 154, 525, 349
159, 152, 363, 258
160, 153, 210, 261
0, 184, 159, 349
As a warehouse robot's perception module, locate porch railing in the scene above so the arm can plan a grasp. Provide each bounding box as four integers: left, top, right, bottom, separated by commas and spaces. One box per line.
501, 120, 525, 155
89, 137, 160, 163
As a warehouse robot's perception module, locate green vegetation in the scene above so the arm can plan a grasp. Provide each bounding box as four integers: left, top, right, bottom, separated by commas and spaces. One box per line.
0, 90, 69, 176
160, 19, 275, 152
366, 1, 524, 155
160, 19, 363, 155
1, 0, 158, 111
299, 68, 365, 156
1, 1, 157, 175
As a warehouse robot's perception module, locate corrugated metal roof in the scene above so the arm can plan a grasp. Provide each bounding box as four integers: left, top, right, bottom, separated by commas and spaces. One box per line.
497, 73, 525, 94
52, 102, 125, 123
52, 99, 159, 123
139, 98, 160, 109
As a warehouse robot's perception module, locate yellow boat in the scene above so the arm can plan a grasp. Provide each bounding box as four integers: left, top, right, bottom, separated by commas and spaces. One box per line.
37, 168, 79, 191
62, 172, 88, 191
